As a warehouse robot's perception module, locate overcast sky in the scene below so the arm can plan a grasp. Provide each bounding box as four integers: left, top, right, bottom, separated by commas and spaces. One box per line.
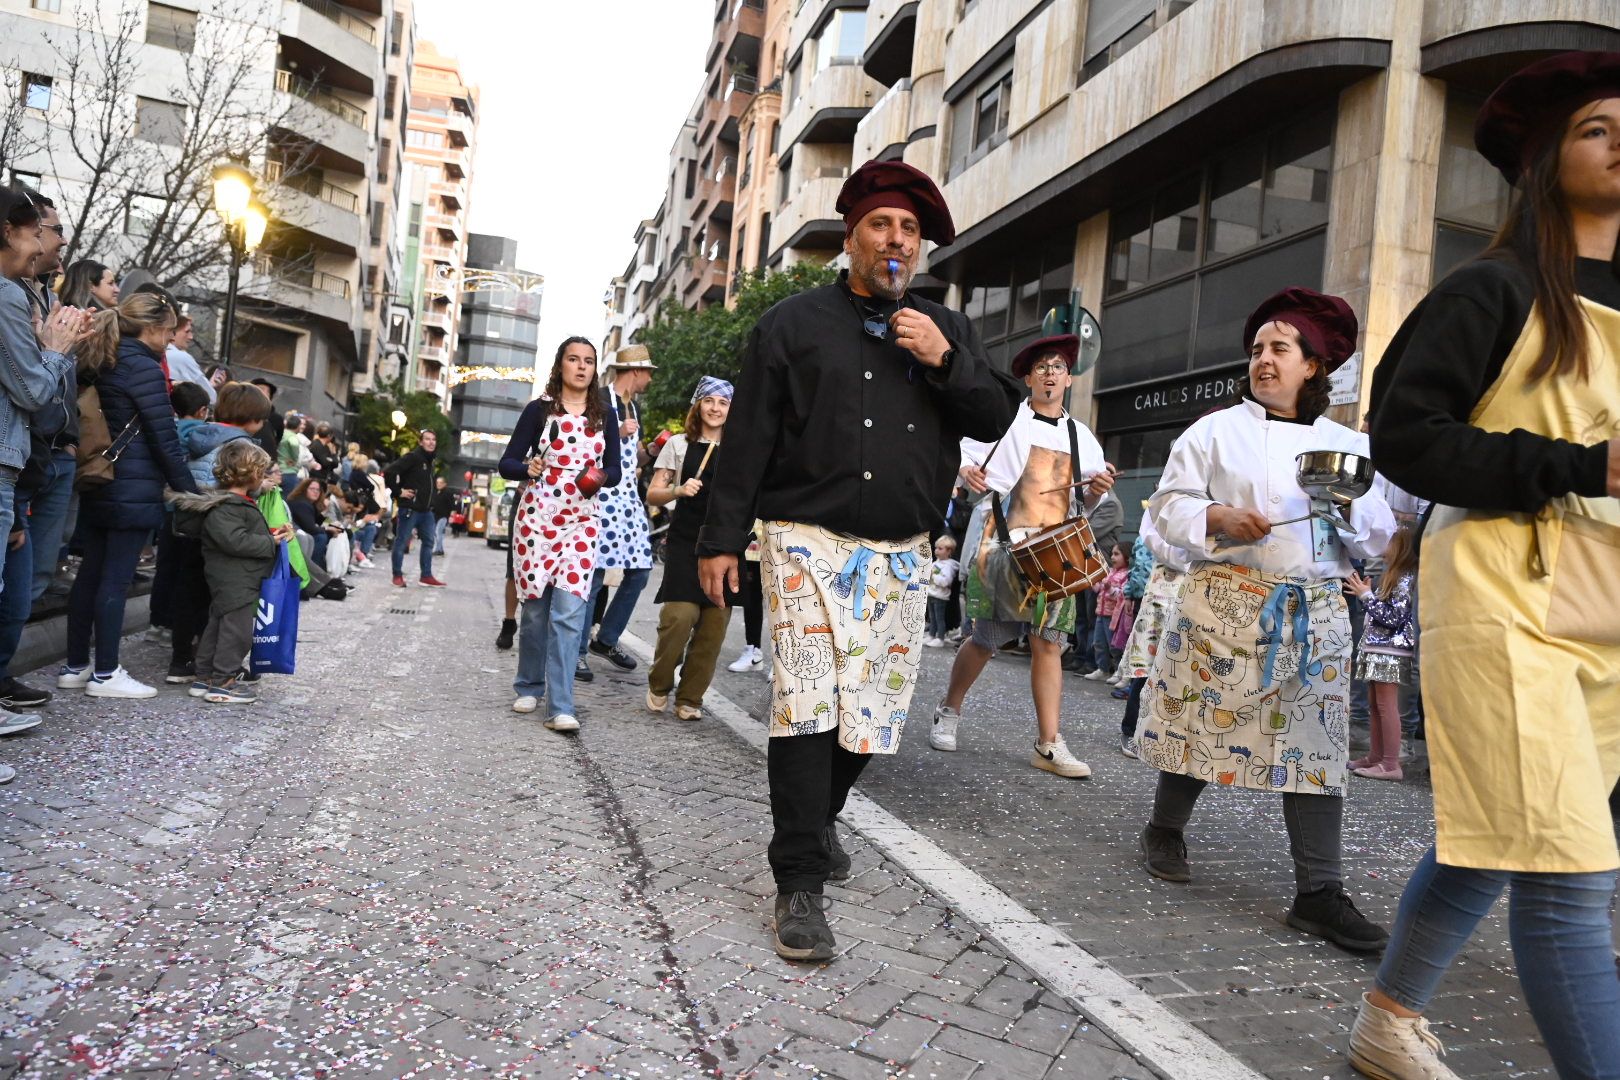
415, 0, 712, 367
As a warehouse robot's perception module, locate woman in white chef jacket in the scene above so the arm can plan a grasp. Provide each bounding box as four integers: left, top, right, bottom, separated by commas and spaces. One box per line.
1135, 286, 1396, 953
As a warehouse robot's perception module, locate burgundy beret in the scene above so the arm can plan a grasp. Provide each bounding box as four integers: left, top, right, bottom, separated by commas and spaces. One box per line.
1010, 334, 1079, 378
1243, 287, 1358, 372
1475, 51, 1620, 184
836, 160, 956, 245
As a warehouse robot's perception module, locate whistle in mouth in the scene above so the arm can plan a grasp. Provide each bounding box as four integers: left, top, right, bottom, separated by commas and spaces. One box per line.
886, 258, 900, 278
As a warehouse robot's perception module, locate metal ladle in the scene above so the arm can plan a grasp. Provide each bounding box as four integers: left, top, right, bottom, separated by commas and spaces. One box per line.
1217, 450, 1375, 538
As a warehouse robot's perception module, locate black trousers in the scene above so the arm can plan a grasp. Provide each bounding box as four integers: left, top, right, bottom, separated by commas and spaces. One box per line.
1120, 676, 1147, 737
740, 560, 763, 649
169, 535, 210, 666
767, 729, 871, 894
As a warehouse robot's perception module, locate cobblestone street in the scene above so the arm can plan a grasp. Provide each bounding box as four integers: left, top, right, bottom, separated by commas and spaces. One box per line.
2, 540, 1612, 1078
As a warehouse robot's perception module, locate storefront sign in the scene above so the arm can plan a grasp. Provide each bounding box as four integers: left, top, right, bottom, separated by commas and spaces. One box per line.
1096, 368, 1244, 432
1329, 350, 1362, 407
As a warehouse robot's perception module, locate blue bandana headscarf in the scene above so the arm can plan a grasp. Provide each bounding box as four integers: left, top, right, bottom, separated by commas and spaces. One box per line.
691, 376, 735, 403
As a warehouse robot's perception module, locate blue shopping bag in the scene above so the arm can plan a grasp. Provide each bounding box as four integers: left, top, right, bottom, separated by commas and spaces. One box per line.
250, 542, 301, 675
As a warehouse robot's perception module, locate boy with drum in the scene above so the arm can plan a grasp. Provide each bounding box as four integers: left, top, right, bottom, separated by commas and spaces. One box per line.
930, 334, 1116, 778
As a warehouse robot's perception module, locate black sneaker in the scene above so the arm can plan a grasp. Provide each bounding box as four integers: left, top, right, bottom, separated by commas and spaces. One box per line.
773, 891, 836, 962
0, 678, 51, 708
824, 824, 851, 881
164, 661, 196, 685
589, 640, 638, 671
1287, 886, 1389, 952
495, 618, 517, 651
1140, 825, 1192, 883
574, 656, 594, 683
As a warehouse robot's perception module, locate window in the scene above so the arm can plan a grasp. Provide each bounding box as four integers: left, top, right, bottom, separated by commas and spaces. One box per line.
1080, 0, 1194, 83
384, 75, 397, 121
1261, 121, 1331, 240
947, 60, 1014, 179
124, 193, 166, 238
684, 161, 697, 200
406, 128, 444, 149
960, 238, 1074, 372
1433, 90, 1511, 283
235, 320, 300, 376
9, 170, 41, 190
31, 0, 62, 11
136, 97, 185, 146
736, 225, 748, 271
146, 3, 197, 52
390, 11, 404, 55
814, 9, 866, 72
757, 213, 771, 265
22, 73, 51, 112
786, 61, 800, 105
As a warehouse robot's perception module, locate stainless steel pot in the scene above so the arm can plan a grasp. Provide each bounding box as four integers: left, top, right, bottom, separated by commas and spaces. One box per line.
1294, 450, 1374, 504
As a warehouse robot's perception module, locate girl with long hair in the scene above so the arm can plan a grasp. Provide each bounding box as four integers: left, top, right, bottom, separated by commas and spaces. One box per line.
496, 337, 620, 729
62, 294, 198, 699
59, 259, 119, 310
644, 377, 733, 720
1353, 52, 1620, 1079
1344, 520, 1418, 782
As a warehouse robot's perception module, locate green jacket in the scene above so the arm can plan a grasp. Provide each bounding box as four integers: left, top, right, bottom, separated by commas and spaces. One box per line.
170, 489, 279, 613
257, 488, 311, 588
278, 429, 302, 472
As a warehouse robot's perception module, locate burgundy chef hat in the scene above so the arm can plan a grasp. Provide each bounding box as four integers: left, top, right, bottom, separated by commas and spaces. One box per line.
1475, 51, 1620, 184
836, 160, 957, 245
1243, 287, 1358, 372
1010, 334, 1079, 378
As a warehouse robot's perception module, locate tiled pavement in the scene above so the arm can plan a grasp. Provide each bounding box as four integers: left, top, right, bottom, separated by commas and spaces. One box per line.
0, 542, 1161, 1080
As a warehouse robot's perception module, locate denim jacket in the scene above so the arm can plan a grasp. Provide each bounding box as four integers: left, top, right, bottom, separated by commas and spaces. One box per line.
0, 278, 73, 471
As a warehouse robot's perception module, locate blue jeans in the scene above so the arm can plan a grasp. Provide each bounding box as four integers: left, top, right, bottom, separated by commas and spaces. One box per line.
28, 449, 74, 602
66, 525, 145, 675
434, 516, 448, 554
580, 565, 651, 653
391, 508, 436, 578
355, 520, 379, 557
1376, 847, 1620, 1079
1088, 609, 1114, 671
0, 484, 32, 678
515, 587, 588, 718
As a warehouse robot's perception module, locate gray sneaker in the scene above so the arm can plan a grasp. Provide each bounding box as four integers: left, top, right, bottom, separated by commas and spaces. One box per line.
773, 891, 835, 962
929, 704, 959, 751
0, 711, 41, 736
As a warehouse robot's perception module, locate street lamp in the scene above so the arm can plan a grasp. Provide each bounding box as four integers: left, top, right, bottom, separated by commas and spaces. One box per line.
213, 163, 269, 367
390, 408, 408, 430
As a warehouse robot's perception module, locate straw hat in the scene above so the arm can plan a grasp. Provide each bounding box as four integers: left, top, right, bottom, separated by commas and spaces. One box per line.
608, 344, 656, 371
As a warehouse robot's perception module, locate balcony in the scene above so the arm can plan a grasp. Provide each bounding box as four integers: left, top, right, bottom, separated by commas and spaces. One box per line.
417, 375, 446, 397
420, 305, 452, 333
278, 1, 378, 94
420, 242, 456, 264
712, 0, 764, 71
246, 253, 354, 326
430, 179, 466, 210
273, 69, 368, 169
425, 211, 464, 243
438, 145, 469, 179
700, 81, 751, 147
417, 343, 447, 366
770, 171, 849, 258
779, 61, 881, 153
854, 78, 911, 163
683, 252, 730, 307
444, 108, 474, 147
862, 0, 918, 87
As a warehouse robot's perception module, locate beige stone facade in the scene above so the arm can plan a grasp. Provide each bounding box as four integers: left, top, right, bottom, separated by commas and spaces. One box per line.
403, 40, 478, 406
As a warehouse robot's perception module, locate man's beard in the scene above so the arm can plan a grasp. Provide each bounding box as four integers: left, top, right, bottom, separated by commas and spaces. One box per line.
854, 252, 910, 300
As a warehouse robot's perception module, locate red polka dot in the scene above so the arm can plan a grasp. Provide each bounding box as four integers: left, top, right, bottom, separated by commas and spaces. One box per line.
567, 572, 580, 584
551, 439, 564, 450
563, 484, 576, 495
575, 542, 588, 552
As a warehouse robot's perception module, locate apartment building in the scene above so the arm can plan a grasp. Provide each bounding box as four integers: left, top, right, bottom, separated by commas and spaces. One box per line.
1, 0, 404, 431
356, 0, 415, 395
448, 233, 542, 490
724, 0, 793, 300
402, 39, 478, 408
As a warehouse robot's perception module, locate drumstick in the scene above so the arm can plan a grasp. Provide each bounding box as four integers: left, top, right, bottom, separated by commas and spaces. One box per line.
697, 441, 717, 475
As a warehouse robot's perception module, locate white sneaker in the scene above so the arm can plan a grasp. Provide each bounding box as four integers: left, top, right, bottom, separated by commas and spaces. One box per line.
646, 688, 668, 712
1120, 735, 1140, 759
922, 636, 943, 648
1108, 672, 1125, 686
1032, 736, 1091, 778
1347, 993, 1462, 1080
545, 714, 580, 732
512, 695, 539, 714
0, 763, 13, 785
57, 665, 92, 689
929, 705, 959, 751
0, 711, 42, 736
86, 668, 157, 699
727, 646, 764, 673
675, 705, 702, 721
1083, 669, 1110, 682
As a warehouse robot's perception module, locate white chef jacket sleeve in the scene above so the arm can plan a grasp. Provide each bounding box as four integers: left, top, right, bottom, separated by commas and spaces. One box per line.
1149, 420, 1217, 557
1338, 475, 1397, 560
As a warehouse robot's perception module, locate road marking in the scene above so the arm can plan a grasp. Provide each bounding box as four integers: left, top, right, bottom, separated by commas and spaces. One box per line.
619, 630, 1265, 1080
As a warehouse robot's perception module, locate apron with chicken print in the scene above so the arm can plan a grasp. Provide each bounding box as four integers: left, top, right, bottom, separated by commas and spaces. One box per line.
1136, 561, 1352, 796
760, 520, 930, 755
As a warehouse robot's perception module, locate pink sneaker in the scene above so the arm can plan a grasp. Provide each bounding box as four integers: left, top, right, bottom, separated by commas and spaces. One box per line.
1352, 762, 1404, 782
1349, 755, 1376, 771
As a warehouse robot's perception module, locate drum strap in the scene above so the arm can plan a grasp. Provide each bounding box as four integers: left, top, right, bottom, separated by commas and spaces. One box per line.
988, 418, 1082, 546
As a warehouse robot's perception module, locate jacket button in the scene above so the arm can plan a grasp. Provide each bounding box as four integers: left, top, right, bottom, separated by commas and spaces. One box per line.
863, 471, 872, 480
864, 371, 873, 380
863, 419, 872, 428
907, 424, 915, 432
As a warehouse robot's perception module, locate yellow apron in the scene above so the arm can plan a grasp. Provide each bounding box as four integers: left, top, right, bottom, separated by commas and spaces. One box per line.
1421, 299, 1620, 873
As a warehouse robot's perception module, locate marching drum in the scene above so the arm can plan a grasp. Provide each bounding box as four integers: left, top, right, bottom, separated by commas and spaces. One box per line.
1009, 515, 1109, 603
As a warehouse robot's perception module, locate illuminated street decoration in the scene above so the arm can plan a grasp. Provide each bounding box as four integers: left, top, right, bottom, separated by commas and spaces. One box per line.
459, 430, 508, 446
450, 364, 538, 387
429, 264, 546, 297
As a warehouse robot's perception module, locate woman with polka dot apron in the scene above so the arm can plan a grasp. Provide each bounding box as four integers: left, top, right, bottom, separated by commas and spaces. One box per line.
497, 336, 621, 730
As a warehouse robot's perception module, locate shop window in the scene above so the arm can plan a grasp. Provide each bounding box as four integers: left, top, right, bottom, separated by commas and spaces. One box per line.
961, 239, 1075, 373
1108, 199, 1151, 294
1190, 231, 1326, 370
1147, 174, 1200, 284
1432, 90, 1510, 283
1261, 121, 1331, 240
1095, 279, 1195, 390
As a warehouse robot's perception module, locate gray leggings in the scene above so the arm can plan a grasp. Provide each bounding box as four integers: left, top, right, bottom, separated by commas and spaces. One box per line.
1149, 771, 1343, 894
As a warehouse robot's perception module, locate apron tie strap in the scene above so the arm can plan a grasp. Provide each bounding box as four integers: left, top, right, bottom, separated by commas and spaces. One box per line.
1258, 582, 1311, 690
837, 547, 919, 621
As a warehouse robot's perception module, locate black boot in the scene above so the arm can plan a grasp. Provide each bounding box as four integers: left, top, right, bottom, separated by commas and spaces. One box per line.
1286, 885, 1389, 952
1140, 824, 1191, 882
773, 891, 835, 962
824, 824, 851, 881
495, 618, 517, 650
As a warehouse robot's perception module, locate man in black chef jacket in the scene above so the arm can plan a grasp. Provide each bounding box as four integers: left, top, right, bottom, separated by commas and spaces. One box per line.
698, 160, 1020, 961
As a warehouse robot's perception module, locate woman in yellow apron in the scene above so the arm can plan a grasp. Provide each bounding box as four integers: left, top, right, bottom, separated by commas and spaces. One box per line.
1348, 52, 1620, 1080
1136, 287, 1396, 951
